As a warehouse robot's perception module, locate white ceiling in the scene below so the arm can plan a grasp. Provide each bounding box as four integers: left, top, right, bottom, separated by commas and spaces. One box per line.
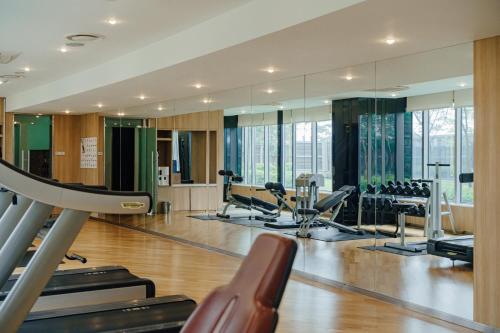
1, 0, 500, 116
0, 0, 252, 93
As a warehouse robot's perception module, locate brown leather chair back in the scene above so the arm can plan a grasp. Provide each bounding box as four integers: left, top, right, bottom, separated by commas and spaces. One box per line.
181, 233, 297, 333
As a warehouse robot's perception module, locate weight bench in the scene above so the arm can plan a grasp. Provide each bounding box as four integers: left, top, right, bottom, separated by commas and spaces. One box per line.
296, 185, 362, 238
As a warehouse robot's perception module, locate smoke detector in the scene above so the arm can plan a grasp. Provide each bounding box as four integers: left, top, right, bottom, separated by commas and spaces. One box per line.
0, 52, 21, 65
66, 33, 104, 42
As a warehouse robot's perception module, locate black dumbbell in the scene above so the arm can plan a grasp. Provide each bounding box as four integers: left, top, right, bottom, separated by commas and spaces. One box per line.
375, 198, 384, 211
362, 198, 372, 211
387, 181, 397, 194
421, 183, 431, 197
412, 182, 423, 196
403, 182, 414, 196
367, 184, 376, 194
384, 199, 398, 212
380, 184, 388, 194
407, 205, 419, 216
417, 204, 426, 217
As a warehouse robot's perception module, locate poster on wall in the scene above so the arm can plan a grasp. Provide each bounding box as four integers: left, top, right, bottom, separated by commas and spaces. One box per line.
80, 137, 97, 169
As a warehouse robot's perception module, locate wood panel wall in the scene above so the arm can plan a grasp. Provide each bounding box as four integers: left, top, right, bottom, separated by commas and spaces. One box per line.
473, 35, 499, 328
52, 113, 104, 185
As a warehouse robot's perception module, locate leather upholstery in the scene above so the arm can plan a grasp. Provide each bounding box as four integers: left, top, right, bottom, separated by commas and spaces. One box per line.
180, 234, 297, 333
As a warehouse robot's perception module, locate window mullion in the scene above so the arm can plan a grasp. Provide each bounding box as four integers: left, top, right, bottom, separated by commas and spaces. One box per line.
456, 107, 462, 203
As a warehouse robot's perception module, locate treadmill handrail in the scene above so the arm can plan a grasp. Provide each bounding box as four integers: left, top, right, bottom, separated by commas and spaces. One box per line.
0, 159, 151, 214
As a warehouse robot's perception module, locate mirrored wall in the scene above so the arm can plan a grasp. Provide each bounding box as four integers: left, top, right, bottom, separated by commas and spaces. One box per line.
109, 42, 474, 323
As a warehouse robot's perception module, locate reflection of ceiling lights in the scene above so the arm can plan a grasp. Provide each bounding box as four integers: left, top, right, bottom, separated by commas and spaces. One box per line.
64, 110, 71, 114
390, 93, 398, 97
97, 103, 103, 108
241, 109, 247, 114
323, 100, 330, 104
138, 94, 146, 100
193, 83, 203, 89
0, 74, 24, 79
157, 105, 164, 111
117, 112, 125, 116
23, 66, 30, 72
106, 17, 118, 25
0, 81, 3, 85
266, 88, 274, 94
385, 37, 396, 45
458, 82, 467, 87
202, 98, 212, 104
266, 67, 275, 73
365, 85, 409, 92
345, 75, 353, 81
59, 47, 68, 53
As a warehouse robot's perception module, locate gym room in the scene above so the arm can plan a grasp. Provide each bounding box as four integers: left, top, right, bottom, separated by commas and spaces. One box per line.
0, 1, 499, 332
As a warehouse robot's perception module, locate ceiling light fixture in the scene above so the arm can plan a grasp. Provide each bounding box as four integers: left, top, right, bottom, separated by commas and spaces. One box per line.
97, 103, 103, 108
157, 105, 164, 111
193, 83, 203, 89
107, 17, 118, 25
345, 75, 353, 81
241, 110, 247, 114
23, 66, 31, 72
266, 67, 275, 74
385, 37, 396, 45
323, 100, 330, 104
266, 88, 274, 94
0, 81, 3, 85
138, 94, 146, 100
202, 98, 212, 104
59, 47, 68, 53
117, 112, 125, 117
390, 93, 397, 97
458, 82, 467, 87
64, 110, 71, 114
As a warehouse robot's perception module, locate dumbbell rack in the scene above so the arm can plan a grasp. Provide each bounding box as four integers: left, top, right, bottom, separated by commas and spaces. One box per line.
357, 191, 431, 237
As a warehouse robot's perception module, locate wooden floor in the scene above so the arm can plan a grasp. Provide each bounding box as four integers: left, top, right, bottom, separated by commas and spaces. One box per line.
105, 210, 474, 321
61, 220, 475, 333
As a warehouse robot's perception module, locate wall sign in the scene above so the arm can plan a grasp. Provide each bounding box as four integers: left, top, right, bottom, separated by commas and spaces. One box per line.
80, 137, 97, 169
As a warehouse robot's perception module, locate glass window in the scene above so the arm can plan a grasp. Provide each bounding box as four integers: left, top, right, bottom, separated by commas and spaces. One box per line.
412, 111, 424, 179
460, 106, 474, 203
253, 126, 265, 185
283, 123, 294, 188
295, 122, 313, 178
428, 108, 456, 201
358, 114, 369, 190
371, 114, 382, 185
316, 120, 332, 190
384, 113, 396, 183
241, 127, 252, 184
268, 125, 279, 183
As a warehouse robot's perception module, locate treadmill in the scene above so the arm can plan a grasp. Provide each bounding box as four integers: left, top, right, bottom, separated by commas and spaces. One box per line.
0, 159, 196, 333
426, 173, 474, 264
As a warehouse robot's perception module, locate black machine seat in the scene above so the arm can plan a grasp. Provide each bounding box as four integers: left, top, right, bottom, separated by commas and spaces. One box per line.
232, 194, 252, 206
392, 202, 417, 213
265, 182, 287, 195
297, 190, 345, 215
251, 196, 279, 211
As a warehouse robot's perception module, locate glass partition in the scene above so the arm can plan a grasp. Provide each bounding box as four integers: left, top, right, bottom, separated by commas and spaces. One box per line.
373, 42, 474, 320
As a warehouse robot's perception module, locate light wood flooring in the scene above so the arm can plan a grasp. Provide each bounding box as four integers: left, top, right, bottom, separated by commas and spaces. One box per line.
103, 210, 474, 321
57, 220, 476, 333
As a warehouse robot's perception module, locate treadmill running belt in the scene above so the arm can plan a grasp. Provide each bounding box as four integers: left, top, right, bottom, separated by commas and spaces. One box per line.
20, 295, 196, 333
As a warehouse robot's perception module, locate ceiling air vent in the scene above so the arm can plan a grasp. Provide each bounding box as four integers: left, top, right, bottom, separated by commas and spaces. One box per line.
0, 52, 21, 65
66, 33, 104, 42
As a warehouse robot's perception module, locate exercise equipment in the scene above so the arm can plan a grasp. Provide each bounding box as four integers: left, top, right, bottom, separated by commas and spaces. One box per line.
217, 170, 279, 220
427, 172, 474, 264
383, 202, 427, 253
259, 182, 297, 223
295, 173, 324, 210
296, 186, 361, 238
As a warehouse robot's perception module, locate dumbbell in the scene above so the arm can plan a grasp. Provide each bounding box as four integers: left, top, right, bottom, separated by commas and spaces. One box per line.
380, 184, 388, 194
362, 198, 372, 211
412, 182, 423, 196
403, 182, 414, 196
417, 204, 426, 217
375, 198, 385, 211
407, 205, 419, 216
421, 183, 431, 197
383, 199, 398, 212
387, 181, 397, 194
366, 184, 376, 194
394, 181, 405, 195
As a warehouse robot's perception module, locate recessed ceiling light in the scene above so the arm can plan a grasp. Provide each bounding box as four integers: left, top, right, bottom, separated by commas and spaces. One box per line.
390, 93, 397, 97
64, 110, 71, 114
323, 100, 330, 104
385, 37, 396, 45
138, 94, 146, 100
117, 112, 125, 117
193, 83, 203, 89
23, 66, 31, 72
458, 82, 467, 87
106, 17, 118, 25
59, 47, 68, 53
266, 67, 275, 74
266, 88, 274, 94
345, 75, 353, 81
97, 103, 103, 108
157, 105, 164, 111
202, 98, 212, 104
35, 115, 40, 118
241, 109, 247, 114
0, 81, 3, 85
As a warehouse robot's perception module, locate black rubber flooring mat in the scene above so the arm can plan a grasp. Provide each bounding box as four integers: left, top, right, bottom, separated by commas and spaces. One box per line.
360, 245, 428, 256
284, 228, 388, 242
